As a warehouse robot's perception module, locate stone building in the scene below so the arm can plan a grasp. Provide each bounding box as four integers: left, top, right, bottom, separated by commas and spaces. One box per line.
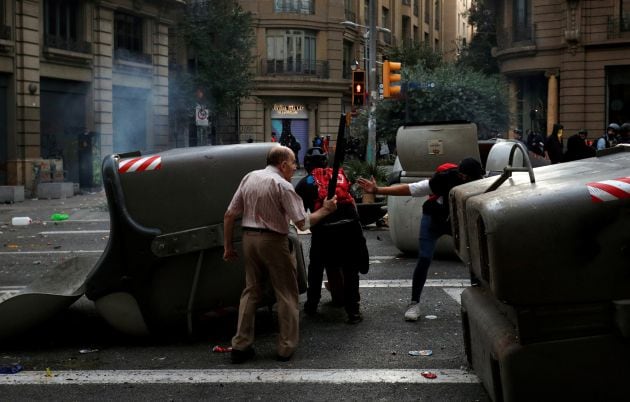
492, 0, 630, 139
0, 0, 182, 198
235, 0, 470, 164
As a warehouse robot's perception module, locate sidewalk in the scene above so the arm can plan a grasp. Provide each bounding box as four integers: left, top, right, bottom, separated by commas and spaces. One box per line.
0, 191, 109, 225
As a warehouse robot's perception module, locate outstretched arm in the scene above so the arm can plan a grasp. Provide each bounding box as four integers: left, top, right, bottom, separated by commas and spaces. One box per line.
357, 176, 411, 196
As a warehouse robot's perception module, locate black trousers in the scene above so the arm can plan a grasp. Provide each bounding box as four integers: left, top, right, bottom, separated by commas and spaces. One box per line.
306, 220, 367, 316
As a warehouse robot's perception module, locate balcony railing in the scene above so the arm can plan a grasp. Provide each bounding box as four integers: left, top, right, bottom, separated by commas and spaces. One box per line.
114, 48, 152, 64
260, 58, 329, 78
608, 16, 630, 39
0, 25, 11, 40
496, 23, 536, 50
274, 0, 314, 15
44, 34, 91, 53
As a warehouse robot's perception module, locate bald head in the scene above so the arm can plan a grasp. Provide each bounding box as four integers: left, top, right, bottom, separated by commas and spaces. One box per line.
267, 146, 294, 166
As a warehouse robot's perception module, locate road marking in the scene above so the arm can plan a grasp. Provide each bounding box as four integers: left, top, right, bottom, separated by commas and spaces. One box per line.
358, 279, 469, 288
43, 219, 109, 223
0, 368, 479, 385
0, 250, 103, 255
443, 288, 466, 305
38, 230, 109, 235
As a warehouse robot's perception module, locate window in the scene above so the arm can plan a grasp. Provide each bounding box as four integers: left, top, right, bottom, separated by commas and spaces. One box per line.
435, 0, 440, 31
513, 0, 531, 41
413, 0, 419, 17
382, 7, 391, 44
364, 0, 369, 26
266, 29, 318, 75
621, 0, 630, 31
402, 16, 411, 44
274, 0, 314, 14
44, 0, 87, 52
0, 0, 9, 40
425, 0, 430, 24
344, 0, 356, 22
342, 40, 353, 79
115, 11, 149, 63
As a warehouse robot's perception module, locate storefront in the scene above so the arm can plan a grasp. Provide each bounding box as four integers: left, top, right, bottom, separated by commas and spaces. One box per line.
271, 102, 309, 164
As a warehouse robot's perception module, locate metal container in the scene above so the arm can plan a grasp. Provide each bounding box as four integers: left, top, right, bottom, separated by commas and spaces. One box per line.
86, 143, 307, 337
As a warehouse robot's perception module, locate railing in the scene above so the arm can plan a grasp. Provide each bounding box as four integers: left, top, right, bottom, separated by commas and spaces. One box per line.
260, 58, 329, 78
114, 48, 152, 64
274, 0, 314, 15
44, 34, 91, 53
608, 16, 630, 39
496, 23, 536, 49
0, 25, 11, 40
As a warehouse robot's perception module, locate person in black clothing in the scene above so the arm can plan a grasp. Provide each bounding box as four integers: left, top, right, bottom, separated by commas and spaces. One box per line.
358, 158, 484, 321
545, 123, 564, 164
295, 147, 369, 324
563, 129, 595, 162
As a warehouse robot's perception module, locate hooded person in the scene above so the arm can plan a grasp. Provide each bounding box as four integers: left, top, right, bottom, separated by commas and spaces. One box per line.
295, 147, 369, 324
357, 157, 485, 321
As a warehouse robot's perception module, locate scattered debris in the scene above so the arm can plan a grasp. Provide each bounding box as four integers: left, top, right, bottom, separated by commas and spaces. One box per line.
212, 345, 232, 353
79, 349, 99, 354
421, 371, 437, 379
408, 350, 433, 356
425, 315, 438, 320
0, 364, 23, 374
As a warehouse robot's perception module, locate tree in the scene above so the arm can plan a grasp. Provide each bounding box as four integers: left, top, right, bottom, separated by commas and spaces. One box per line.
179, 0, 255, 112
457, 0, 499, 75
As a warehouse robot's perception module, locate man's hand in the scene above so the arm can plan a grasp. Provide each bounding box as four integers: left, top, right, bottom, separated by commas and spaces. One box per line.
322, 195, 337, 212
223, 246, 238, 262
357, 176, 377, 194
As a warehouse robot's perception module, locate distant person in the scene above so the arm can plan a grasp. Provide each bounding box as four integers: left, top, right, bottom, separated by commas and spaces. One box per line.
295, 147, 369, 324
545, 123, 564, 164
595, 123, 620, 150
357, 158, 485, 321
223, 146, 337, 363
271, 133, 277, 143
618, 123, 630, 144
563, 129, 595, 162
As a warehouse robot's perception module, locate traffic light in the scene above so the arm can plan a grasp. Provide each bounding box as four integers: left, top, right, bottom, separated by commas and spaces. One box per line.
352, 70, 365, 107
382, 60, 402, 98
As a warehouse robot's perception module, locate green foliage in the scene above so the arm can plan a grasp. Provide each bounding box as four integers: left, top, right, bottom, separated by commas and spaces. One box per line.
180, 0, 255, 112
376, 63, 510, 141
343, 159, 389, 200
457, 0, 499, 75
386, 42, 444, 72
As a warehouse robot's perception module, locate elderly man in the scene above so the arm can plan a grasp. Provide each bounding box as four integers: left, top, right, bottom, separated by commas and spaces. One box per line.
223, 146, 336, 363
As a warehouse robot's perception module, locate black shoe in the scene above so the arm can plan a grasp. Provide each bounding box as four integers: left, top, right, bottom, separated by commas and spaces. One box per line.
276, 353, 294, 362
304, 302, 318, 316
346, 313, 363, 324
231, 347, 255, 364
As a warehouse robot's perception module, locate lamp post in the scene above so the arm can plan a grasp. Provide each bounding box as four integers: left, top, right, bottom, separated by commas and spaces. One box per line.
341, 18, 391, 164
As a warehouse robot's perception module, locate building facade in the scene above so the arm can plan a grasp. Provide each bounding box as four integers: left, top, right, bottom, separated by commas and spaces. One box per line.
493, 0, 630, 139
236, 0, 469, 164
0, 0, 182, 195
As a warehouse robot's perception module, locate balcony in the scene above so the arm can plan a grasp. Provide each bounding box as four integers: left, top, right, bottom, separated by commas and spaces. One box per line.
260, 58, 329, 78
608, 16, 630, 39
44, 34, 91, 53
496, 23, 536, 49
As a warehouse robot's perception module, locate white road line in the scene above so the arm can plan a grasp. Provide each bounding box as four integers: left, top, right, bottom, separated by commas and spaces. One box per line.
358, 279, 469, 288
443, 288, 466, 305
0, 368, 479, 385
0, 250, 103, 255
38, 230, 109, 235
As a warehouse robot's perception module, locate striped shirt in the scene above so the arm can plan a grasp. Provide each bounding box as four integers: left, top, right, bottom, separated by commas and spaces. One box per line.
227, 165, 307, 235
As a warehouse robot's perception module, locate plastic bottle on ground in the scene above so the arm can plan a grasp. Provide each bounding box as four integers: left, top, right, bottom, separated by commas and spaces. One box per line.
11, 217, 32, 226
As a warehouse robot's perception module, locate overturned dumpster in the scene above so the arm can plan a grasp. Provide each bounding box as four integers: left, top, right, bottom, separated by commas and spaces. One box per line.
387, 122, 480, 254
452, 145, 630, 401
0, 143, 307, 341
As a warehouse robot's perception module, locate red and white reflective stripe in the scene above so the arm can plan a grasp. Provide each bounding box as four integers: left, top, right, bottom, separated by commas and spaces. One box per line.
586, 176, 630, 203
118, 155, 162, 173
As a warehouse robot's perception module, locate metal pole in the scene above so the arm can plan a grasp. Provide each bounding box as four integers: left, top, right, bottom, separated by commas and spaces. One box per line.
367, 0, 377, 164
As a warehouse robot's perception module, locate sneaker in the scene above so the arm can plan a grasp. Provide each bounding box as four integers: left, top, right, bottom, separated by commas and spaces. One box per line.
404, 302, 421, 321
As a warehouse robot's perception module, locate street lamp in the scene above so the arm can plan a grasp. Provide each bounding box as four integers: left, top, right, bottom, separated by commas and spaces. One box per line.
341, 19, 391, 164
